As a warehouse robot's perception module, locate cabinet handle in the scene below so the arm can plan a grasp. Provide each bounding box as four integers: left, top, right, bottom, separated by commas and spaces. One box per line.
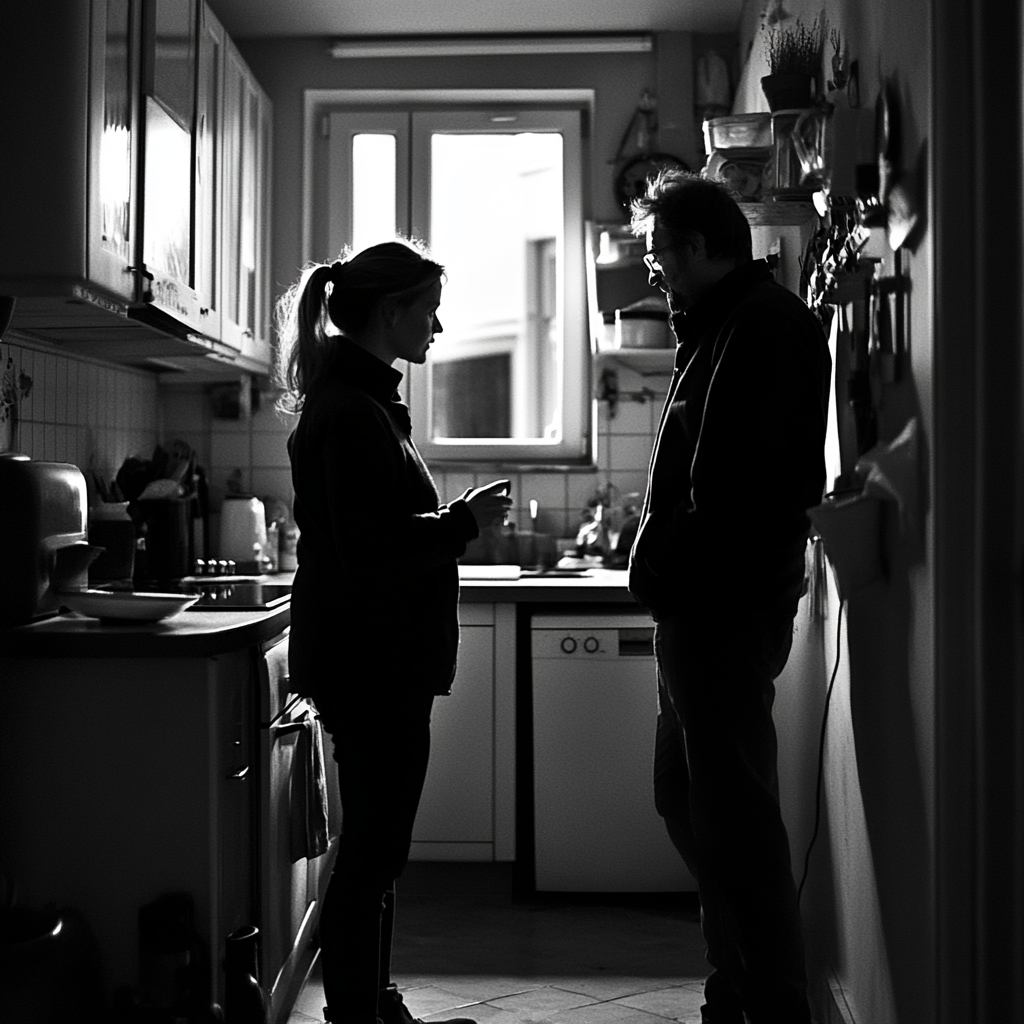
226, 765, 250, 780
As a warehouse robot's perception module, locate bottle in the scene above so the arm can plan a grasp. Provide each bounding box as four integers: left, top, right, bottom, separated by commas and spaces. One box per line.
263, 521, 279, 573
279, 523, 299, 572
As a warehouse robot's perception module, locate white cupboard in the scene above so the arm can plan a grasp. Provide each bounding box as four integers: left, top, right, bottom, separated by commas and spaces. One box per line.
410, 603, 517, 862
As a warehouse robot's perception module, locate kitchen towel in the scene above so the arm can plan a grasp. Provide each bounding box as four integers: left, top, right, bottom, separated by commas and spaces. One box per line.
289, 711, 331, 863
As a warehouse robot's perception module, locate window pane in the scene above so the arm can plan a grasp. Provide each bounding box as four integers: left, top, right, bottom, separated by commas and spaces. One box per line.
428, 132, 563, 441
352, 134, 396, 253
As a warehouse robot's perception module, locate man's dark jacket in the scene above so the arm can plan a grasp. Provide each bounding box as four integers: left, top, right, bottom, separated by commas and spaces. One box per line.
628, 259, 830, 621
287, 340, 478, 704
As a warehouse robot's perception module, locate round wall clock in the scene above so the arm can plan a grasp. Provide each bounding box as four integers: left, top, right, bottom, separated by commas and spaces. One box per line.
614, 152, 690, 209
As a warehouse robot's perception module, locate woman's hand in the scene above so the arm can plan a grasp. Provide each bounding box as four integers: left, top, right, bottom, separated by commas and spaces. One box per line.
462, 479, 513, 529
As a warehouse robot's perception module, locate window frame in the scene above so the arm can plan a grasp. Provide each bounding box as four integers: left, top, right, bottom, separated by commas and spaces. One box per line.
303, 89, 595, 467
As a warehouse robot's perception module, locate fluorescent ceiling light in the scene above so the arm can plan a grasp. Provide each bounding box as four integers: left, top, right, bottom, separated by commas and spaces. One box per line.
329, 35, 653, 59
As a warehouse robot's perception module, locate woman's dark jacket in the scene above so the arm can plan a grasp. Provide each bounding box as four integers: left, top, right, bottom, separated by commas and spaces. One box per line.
628, 260, 831, 621
287, 341, 478, 704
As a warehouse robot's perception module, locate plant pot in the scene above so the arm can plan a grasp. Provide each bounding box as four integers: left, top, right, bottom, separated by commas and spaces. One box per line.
761, 72, 815, 112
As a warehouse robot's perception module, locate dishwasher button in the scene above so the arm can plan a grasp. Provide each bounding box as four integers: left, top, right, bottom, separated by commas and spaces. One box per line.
560, 636, 578, 654
583, 636, 600, 653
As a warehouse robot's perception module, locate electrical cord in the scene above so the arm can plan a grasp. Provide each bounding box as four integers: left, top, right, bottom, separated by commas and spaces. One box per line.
797, 596, 845, 906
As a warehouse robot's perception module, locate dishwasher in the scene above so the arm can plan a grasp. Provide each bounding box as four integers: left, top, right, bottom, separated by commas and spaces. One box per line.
531, 611, 696, 892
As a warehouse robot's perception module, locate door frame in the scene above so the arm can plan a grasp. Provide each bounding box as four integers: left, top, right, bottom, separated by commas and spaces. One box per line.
933, 0, 1024, 1021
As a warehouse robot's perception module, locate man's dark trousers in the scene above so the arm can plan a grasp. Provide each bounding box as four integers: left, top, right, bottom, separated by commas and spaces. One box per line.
653, 601, 811, 1024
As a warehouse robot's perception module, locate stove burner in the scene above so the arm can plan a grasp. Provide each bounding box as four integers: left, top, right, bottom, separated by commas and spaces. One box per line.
124, 579, 293, 610
181, 581, 292, 610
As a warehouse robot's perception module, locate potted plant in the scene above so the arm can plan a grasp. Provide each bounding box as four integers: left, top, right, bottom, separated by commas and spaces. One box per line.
761, 11, 826, 111
1, 299, 33, 453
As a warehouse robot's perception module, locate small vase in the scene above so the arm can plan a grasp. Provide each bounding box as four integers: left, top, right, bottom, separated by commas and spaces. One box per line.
761, 72, 815, 112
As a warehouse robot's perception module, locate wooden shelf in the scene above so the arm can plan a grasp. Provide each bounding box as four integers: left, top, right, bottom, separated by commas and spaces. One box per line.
740, 199, 819, 226
596, 347, 676, 375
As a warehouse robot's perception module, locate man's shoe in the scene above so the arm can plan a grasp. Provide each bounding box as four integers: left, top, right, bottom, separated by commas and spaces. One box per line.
377, 984, 476, 1024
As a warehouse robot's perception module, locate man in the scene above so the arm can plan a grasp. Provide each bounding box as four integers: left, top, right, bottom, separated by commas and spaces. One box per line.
628, 171, 830, 1024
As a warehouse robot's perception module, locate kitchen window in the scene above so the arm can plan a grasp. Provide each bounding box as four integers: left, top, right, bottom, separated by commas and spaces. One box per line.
307, 91, 592, 465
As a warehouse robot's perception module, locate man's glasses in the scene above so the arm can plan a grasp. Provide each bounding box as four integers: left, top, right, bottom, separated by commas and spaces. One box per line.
643, 243, 673, 272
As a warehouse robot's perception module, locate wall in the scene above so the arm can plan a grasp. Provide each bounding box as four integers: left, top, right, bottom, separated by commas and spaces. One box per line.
158, 365, 671, 547
0, 35, 698, 554
733, 2, 936, 1023
203, 35, 704, 542
234, 35, 702, 301
0, 335, 159, 478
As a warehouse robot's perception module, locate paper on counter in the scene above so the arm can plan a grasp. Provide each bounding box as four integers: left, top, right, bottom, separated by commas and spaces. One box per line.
458, 564, 522, 580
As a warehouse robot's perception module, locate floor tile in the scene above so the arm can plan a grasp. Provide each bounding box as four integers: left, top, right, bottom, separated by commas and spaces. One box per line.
612, 985, 707, 1020
423, 1005, 520, 1024
545, 1003, 672, 1024
487, 986, 598, 1015
287, 1014, 322, 1024
547, 976, 676, 1001
413, 976, 548, 1002
288, 864, 706, 1024
399, 984, 480, 1018
290, 972, 327, 1019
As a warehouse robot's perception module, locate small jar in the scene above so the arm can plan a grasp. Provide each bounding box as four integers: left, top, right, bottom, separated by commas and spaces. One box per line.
263, 521, 279, 573
279, 524, 299, 571
88, 502, 136, 583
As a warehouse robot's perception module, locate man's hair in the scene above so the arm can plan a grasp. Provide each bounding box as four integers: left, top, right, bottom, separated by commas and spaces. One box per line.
630, 169, 753, 263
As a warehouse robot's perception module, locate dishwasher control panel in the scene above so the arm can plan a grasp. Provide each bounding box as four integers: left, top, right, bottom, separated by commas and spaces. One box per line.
531, 613, 654, 659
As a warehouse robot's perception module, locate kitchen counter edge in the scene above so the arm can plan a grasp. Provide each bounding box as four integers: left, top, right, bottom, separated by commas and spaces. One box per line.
1, 604, 291, 659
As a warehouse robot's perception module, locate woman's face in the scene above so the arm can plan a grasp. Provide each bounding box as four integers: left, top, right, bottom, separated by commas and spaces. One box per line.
388, 278, 443, 365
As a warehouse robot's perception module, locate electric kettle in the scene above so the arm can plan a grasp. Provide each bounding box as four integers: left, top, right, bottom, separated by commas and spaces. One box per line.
219, 495, 268, 572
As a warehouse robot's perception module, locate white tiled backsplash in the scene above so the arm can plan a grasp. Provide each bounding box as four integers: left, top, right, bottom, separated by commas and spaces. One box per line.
1, 336, 159, 478
1, 334, 671, 548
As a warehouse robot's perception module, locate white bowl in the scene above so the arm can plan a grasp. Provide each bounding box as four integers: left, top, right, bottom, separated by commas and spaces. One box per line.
62, 590, 201, 622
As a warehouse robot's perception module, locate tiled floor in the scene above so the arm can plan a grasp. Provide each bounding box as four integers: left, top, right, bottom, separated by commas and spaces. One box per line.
287, 862, 709, 1024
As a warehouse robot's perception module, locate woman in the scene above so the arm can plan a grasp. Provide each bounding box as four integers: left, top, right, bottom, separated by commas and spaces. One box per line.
276, 240, 512, 1024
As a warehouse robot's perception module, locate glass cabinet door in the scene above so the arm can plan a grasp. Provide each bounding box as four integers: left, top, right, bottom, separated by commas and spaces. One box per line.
194, 1, 224, 340
88, 0, 141, 301
222, 36, 271, 357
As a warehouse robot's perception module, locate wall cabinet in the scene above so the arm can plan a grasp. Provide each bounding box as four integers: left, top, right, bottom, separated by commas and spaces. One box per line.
410, 603, 517, 862
0, 0, 274, 378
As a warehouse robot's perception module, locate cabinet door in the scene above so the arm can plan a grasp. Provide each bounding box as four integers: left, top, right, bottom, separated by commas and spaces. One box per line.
411, 625, 495, 854
193, 1, 225, 341
220, 38, 246, 353
241, 83, 273, 369
221, 39, 271, 363
88, 0, 141, 300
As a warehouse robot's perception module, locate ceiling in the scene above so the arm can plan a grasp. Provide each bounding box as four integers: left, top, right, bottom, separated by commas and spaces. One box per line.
207, 0, 745, 40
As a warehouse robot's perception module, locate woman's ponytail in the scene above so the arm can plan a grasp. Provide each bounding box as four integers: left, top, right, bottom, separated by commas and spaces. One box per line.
275, 239, 444, 415
274, 263, 335, 414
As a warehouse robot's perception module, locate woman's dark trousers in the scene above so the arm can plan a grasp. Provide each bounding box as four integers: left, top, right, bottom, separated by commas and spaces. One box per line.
315, 691, 434, 1024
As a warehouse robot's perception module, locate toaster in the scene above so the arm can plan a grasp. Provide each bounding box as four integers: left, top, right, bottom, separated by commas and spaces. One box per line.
0, 453, 99, 626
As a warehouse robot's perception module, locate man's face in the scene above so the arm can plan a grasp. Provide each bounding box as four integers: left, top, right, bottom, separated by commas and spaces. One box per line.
644, 216, 701, 313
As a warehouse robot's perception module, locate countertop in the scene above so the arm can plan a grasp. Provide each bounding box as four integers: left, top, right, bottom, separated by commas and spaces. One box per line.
1, 603, 291, 659
1, 567, 637, 660
458, 566, 636, 604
